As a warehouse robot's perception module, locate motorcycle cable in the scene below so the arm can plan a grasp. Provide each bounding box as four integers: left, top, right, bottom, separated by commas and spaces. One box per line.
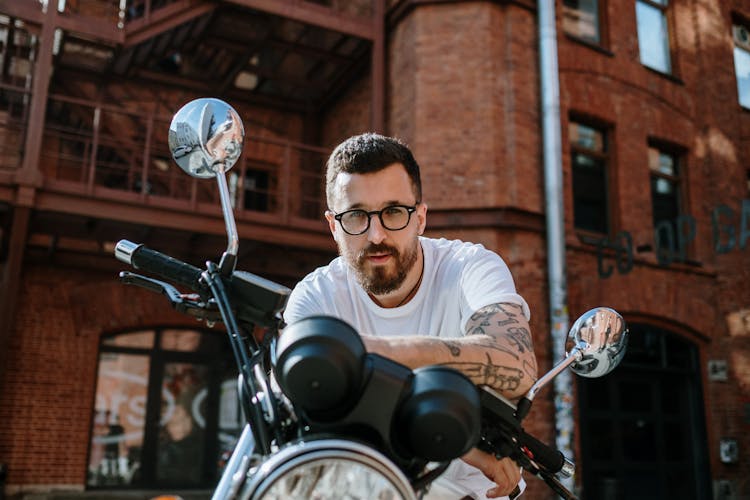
202, 261, 278, 454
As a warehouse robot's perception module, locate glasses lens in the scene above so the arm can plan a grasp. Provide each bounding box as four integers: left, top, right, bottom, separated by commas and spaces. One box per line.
380, 206, 410, 230
340, 210, 369, 234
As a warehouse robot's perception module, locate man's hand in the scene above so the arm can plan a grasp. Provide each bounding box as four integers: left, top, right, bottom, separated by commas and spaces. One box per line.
462, 448, 521, 498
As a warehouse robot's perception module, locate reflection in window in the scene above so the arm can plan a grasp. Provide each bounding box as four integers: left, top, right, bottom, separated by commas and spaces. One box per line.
636, 0, 671, 74
570, 120, 610, 234
88, 353, 150, 486
87, 328, 239, 489
157, 363, 209, 485
649, 145, 681, 227
562, 0, 601, 44
733, 23, 750, 109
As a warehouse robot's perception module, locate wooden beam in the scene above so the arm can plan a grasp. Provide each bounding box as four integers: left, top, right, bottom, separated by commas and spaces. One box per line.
124, 1, 216, 48
224, 0, 374, 39
16, 3, 56, 185
55, 13, 124, 44
371, 0, 385, 132
33, 190, 335, 251
0, 205, 31, 380
0, 0, 44, 25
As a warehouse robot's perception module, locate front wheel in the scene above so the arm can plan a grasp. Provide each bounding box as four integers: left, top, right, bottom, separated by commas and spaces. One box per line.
239, 438, 417, 500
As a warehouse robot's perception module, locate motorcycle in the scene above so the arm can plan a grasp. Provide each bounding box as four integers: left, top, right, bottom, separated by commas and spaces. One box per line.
114, 98, 629, 500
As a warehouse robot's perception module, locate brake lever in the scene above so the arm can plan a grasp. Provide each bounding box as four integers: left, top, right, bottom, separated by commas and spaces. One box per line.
119, 271, 222, 322
477, 386, 578, 498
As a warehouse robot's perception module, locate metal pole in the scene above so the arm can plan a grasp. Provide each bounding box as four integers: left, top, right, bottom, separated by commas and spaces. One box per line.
538, 0, 574, 493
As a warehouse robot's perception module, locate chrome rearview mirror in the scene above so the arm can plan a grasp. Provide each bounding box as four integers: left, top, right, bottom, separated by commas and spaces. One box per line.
521, 307, 628, 409
566, 307, 628, 378
169, 98, 245, 274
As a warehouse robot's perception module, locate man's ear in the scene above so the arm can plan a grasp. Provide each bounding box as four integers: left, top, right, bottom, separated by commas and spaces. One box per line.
417, 202, 427, 235
325, 210, 337, 237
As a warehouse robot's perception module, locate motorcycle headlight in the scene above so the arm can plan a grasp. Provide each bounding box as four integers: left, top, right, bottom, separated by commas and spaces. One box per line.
241, 439, 416, 500
274, 316, 365, 418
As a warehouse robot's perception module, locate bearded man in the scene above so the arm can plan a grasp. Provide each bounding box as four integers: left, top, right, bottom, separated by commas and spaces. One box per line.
282, 133, 537, 500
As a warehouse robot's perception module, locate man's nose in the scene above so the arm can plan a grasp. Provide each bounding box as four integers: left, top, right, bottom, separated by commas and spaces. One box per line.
366, 215, 387, 244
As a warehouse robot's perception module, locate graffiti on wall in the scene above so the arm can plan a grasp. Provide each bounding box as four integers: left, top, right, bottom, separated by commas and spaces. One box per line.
595, 199, 750, 278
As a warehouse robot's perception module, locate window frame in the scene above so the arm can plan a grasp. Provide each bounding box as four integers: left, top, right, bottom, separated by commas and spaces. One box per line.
647, 141, 686, 228
569, 116, 615, 238
647, 140, 695, 264
577, 323, 712, 499
562, 0, 609, 50
87, 327, 237, 491
731, 17, 750, 110
635, 0, 677, 77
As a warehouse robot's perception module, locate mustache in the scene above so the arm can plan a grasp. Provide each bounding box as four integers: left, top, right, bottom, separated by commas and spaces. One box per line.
357, 243, 399, 262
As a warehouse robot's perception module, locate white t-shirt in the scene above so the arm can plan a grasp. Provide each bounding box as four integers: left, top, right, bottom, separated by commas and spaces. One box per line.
283, 237, 530, 499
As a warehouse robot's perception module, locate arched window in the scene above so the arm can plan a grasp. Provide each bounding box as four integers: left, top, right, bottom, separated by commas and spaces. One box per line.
87, 328, 240, 489
577, 323, 711, 499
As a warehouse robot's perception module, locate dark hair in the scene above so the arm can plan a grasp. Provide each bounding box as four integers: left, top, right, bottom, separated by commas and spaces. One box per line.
325, 133, 422, 209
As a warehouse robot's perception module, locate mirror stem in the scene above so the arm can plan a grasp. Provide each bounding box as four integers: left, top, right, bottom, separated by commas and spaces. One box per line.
524, 343, 587, 404
215, 165, 239, 275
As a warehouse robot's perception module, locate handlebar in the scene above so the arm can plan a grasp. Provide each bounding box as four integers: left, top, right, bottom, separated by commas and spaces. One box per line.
478, 386, 575, 479
518, 428, 574, 477
115, 240, 204, 292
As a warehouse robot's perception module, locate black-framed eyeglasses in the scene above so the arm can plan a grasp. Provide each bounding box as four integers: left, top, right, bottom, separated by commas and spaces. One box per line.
333, 204, 419, 235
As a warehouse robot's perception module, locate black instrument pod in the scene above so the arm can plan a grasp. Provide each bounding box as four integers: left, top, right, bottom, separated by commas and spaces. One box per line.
396, 366, 481, 461
274, 316, 366, 417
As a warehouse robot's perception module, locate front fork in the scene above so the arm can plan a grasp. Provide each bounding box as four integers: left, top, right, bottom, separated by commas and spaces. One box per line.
212, 424, 256, 500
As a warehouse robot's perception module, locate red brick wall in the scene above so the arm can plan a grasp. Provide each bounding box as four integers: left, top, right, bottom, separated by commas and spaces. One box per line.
389, 3, 542, 212
558, 0, 750, 494
0, 263, 198, 489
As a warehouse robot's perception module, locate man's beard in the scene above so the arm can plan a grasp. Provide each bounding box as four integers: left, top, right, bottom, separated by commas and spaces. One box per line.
343, 240, 419, 295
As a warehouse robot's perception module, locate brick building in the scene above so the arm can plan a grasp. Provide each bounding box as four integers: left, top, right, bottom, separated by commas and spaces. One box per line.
0, 0, 748, 499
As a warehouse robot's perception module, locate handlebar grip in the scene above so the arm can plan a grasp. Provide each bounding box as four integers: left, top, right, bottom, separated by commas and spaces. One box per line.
115, 240, 203, 292
519, 429, 574, 477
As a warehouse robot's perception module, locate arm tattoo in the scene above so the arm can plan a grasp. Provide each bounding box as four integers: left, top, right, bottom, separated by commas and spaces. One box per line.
468, 337, 519, 360
506, 326, 533, 353
444, 340, 462, 357
468, 303, 523, 335
441, 353, 523, 391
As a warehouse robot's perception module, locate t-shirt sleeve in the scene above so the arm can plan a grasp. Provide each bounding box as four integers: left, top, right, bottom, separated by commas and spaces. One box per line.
282, 277, 327, 327
458, 248, 530, 332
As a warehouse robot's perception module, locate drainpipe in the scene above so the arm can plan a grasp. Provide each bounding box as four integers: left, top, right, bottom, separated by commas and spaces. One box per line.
538, 0, 574, 493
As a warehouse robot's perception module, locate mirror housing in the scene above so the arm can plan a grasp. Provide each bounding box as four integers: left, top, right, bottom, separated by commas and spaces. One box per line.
168, 98, 245, 274
169, 98, 244, 178
567, 307, 628, 378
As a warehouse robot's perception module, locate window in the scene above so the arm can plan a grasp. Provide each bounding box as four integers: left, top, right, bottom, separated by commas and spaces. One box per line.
570, 120, 610, 234
87, 328, 240, 489
733, 22, 750, 109
636, 0, 672, 74
563, 0, 602, 44
648, 145, 682, 227
578, 324, 711, 498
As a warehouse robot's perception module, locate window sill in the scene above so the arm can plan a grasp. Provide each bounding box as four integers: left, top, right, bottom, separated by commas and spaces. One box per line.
642, 64, 684, 85
564, 34, 614, 57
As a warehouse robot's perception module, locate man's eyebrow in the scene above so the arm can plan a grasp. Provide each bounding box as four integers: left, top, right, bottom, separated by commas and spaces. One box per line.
344, 200, 406, 211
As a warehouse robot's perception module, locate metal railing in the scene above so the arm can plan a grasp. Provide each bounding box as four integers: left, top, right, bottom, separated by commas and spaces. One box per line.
0, 89, 329, 226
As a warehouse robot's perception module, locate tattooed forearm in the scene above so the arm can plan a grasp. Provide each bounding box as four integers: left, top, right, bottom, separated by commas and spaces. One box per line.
441, 353, 523, 392
444, 340, 462, 357
467, 338, 519, 360
523, 359, 537, 381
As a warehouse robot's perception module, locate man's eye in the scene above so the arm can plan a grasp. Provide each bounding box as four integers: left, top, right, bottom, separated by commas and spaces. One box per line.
383, 206, 403, 216
346, 211, 367, 221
